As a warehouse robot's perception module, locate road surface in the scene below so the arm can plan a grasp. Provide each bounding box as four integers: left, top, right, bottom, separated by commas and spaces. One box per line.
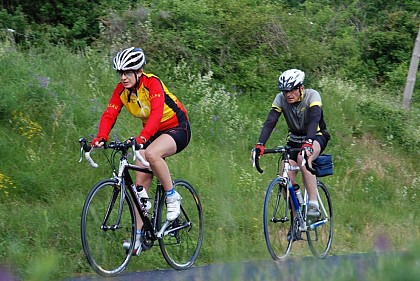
65, 252, 396, 281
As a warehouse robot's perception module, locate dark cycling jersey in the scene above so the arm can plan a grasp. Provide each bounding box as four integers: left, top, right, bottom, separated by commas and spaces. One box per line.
258, 89, 329, 144
97, 72, 188, 141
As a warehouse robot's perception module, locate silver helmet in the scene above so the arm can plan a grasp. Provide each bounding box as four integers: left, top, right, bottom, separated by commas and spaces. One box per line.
278, 69, 305, 91
113, 47, 146, 71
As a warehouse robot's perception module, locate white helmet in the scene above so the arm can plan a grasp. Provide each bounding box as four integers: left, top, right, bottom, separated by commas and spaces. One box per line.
278, 69, 305, 91
113, 47, 146, 71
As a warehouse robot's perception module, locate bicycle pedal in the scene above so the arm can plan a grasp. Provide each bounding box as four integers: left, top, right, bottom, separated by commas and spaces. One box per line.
134, 247, 142, 256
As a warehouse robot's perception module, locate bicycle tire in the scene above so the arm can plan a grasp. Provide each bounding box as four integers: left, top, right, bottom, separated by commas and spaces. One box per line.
263, 178, 293, 260
158, 180, 204, 270
81, 179, 136, 277
306, 181, 333, 258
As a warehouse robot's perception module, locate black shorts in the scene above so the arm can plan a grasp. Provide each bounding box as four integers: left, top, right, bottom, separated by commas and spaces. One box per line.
286, 135, 329, 162
144, 122, 191, 154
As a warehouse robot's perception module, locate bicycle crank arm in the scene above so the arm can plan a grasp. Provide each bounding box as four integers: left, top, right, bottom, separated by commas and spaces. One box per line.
309, 218, 328, 229
163, 222, 191, 237
157, 221, 192, 238
157, 221, 171, 239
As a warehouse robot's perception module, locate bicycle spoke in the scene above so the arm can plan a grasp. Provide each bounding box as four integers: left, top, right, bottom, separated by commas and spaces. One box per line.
158, 180, 203, 270
79, 139, 203, 276
81, 180, 136, 277
263, 179, 293, 260
306, 181, 333, 258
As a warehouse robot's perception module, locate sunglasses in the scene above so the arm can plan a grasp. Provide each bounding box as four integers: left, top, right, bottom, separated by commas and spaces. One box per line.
283, 87, 300, 94
118, 71, 135, 78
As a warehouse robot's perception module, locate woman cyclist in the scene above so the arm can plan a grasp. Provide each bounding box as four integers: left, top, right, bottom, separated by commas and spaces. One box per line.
254, 69, 330, 220
91, 47, 191, 253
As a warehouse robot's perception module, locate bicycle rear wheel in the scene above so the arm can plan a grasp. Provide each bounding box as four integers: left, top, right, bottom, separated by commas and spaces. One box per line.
158, 180, 204, 270
81, 179, 136, 277
263, 178, 293, 260
306, 181, 333, 258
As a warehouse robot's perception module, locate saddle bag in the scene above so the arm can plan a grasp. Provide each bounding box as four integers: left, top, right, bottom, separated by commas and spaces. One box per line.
313, 154, 333, 177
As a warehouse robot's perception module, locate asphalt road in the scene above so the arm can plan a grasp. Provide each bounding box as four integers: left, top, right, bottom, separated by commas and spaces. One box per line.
64, 252, 393, 281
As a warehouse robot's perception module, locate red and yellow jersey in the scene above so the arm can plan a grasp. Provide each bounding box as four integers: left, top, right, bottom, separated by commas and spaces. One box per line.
97, 72, 188, 141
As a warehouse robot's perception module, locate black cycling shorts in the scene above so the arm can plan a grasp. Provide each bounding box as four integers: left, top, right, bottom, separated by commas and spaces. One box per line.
286, 134, 329, 162
144, 122, 191, 154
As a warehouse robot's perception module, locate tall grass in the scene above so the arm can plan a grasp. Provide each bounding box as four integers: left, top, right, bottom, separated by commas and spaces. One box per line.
0, 45, 419, 280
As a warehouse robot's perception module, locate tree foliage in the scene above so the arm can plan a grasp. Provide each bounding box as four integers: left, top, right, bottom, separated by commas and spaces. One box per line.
1, 0, 419, 96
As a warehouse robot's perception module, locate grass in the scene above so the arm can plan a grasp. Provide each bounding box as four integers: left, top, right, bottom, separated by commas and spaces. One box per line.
0, 46, 419, 281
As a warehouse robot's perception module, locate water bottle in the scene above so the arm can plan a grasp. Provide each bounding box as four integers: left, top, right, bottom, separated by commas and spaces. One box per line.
135, 185, 151, 211
293, 183, 304, 206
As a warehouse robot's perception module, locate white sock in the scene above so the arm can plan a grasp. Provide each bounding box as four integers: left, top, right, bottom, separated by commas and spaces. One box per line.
309, 200, 319, 207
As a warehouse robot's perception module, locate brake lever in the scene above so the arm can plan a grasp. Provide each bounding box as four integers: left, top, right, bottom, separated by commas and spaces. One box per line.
78, 137, 98, 168
130, 137, 137, 162
129, 137, 150, 167
301, 150, 306, 167
301, 150, 316, 175
79, 137, 87, 163
79, 146, 84, 163
251, 148, 264, 173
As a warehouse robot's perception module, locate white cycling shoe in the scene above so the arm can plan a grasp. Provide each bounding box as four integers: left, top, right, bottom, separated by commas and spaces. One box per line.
166, 191, 182, 221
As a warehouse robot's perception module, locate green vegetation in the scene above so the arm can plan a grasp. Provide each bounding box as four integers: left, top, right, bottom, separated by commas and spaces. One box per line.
0, 0, 419, 280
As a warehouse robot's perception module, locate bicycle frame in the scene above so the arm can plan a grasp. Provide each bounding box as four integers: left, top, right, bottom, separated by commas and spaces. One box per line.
284, 168, 330, 232
117, 155, 194, 240
255, 145, 328, 231
255, 144, 333, 260
79, 138, 204, 275
308, 180, 330, 230
79, 138, 163, 241
278, 153, 309, 232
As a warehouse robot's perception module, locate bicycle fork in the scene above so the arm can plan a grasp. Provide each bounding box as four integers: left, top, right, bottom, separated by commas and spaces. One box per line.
100, 185, 124, 231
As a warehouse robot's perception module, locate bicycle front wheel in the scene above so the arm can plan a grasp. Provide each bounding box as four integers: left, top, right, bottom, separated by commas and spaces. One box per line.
81, 179, 136, 277
263, 178, 293, 260
158, 180, 204, 270
306, 181, 333, 258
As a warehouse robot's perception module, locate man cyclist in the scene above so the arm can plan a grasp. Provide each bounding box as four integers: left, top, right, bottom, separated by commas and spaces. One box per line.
91, 47, 191, 253
254, 69, 330, 220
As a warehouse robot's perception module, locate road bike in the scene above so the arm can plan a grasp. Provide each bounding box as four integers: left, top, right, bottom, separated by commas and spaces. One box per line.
252, 145, 333, 260
78, 137, 204, 277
